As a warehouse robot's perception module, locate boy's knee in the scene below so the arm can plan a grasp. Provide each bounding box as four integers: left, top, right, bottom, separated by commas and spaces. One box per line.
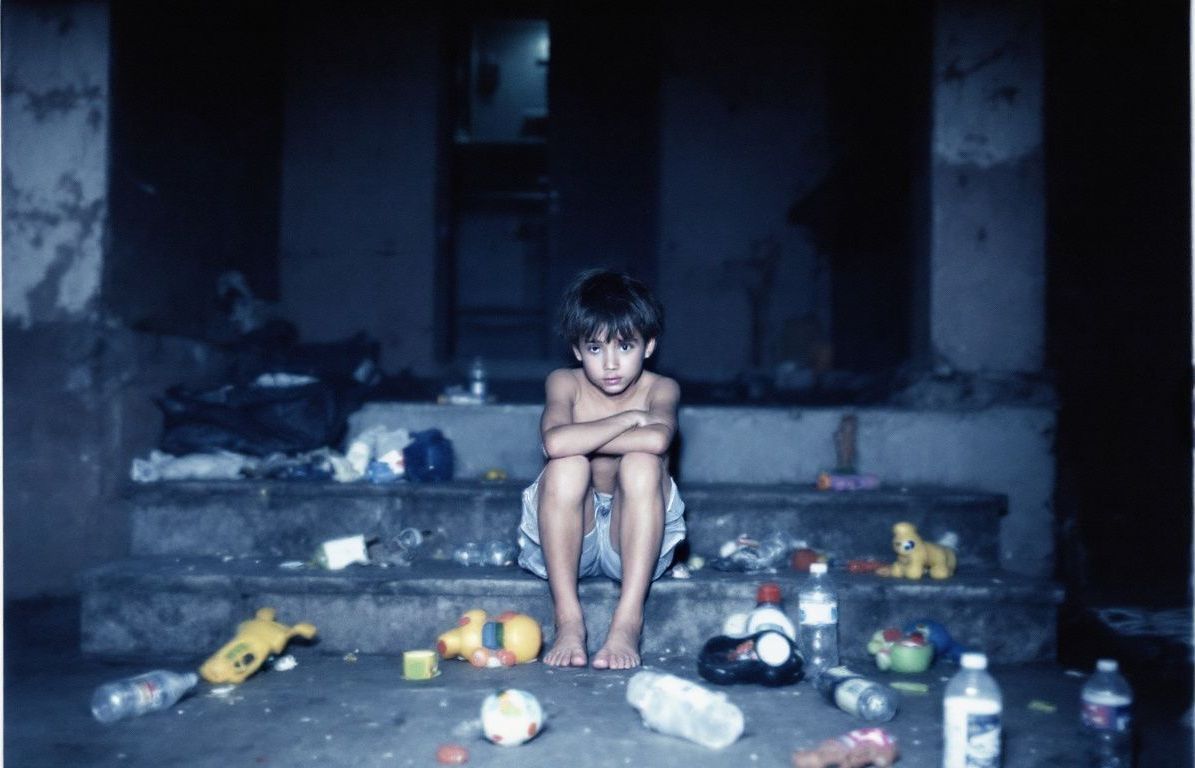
541, 456, 590, 496
617, 452, 663, 494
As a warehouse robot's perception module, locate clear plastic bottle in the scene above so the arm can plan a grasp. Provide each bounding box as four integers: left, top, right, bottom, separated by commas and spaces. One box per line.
943, 652, 1002, 768
1080, 658, 1134, 768
745, 582, 797, 639
468, 357, 488, 400
626, 670, 745, 749
91, 669, 199, 723
814, 665, 899, 722
798, 562, 839, 679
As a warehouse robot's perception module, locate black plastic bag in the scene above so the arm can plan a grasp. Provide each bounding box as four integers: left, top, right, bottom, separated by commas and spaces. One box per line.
156, 380, 349, 457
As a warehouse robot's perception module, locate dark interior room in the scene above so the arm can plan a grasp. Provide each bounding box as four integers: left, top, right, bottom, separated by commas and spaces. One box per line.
3, 0, 1191, 765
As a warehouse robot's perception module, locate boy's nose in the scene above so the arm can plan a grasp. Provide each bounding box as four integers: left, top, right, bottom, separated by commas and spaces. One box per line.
602, 350, 617, 369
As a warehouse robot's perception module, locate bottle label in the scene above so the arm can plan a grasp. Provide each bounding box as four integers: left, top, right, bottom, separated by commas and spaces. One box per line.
1081, 697, 1132, 733
798, 599, 837, 625
944, 697, 1001, 768
833, 678, 873, 716
133, 678, 165, 710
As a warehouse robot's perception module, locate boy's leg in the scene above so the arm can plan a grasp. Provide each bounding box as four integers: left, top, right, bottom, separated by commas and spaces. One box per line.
592, 451, 666, 670
537, 455, 595, 667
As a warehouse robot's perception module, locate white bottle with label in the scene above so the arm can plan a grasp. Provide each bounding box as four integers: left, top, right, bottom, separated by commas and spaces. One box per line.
1080, 658, 1134, 768
943, 652, 1002, 768
798, 562, 839, 679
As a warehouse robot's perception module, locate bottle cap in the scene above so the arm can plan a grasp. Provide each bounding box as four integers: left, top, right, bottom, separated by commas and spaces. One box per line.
809, 562, 827, 575
1096, 658, 1119, 673
756, 582, 782, 604
960, 652, 987, 670
754, 630, 792, 666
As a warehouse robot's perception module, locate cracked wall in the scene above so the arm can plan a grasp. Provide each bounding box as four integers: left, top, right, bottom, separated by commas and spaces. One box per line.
2, 1, 108, 325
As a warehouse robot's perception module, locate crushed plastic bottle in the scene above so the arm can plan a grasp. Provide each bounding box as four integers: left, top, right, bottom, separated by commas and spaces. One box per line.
626, 670, 744, 749
91, 670, 199, 723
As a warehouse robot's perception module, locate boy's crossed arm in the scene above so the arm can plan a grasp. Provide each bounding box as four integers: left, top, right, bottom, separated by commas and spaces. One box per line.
540, 371, 678, 459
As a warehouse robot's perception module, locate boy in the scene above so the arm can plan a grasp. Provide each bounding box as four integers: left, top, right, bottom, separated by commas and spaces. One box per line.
517, 268, 686, 669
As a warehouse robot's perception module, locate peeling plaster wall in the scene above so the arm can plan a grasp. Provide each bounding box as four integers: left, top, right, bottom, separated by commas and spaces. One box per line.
2, 1, 108, 326
930, 0, 1045, 373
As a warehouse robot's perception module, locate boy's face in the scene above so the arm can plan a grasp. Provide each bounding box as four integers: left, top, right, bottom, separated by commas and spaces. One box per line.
572, 328, 656, 396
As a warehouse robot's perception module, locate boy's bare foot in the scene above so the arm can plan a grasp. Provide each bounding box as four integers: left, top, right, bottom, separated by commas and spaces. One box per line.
591, 619, 642, 670
543, 619, 588, 667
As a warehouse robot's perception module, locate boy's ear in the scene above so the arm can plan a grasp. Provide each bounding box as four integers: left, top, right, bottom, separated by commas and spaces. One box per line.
645, 338, 657, 359
572, 344, 583, 362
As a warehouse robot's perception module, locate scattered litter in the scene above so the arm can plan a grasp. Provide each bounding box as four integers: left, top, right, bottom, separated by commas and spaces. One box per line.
343, 652, 358, 663
452, 719, 483, 739
131, 449, 256, 483
670, 564, 692, 579
200, 608, 317, 684
1027, 699, 1057, 713
278, 561, 305, 570
1064, 669, 1085, 677
435, 743, 470, 764
221, 555, 234, 562
209, 685, 237, 697
271, 654, 298, 672
313, 535, 370, 570
482, 468, 507, 482
889, 681, 929, 694
688, 555, 706, 571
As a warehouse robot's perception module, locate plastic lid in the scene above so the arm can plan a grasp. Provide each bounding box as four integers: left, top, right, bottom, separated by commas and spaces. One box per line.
809, 562, 827, 575
960, 652, 988, 670
756, 582, 782, 604
1096, 658, 1119, 673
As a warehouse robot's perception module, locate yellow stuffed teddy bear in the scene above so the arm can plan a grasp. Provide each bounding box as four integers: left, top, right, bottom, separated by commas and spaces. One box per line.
878, 521, 957, 580
200, 607, 318, 684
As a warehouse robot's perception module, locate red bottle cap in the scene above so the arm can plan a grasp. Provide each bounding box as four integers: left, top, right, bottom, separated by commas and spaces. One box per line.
756, 582, 782, 604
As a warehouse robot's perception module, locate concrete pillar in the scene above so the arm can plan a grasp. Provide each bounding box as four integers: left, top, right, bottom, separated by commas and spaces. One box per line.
929, 0, 1045, 374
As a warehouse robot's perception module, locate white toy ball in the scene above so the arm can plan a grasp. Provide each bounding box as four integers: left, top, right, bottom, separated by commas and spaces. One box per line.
480, 688, 544, 747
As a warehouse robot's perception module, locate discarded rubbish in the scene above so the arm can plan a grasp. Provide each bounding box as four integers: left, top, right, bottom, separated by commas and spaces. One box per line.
403, 649, 440, 680
437, 609, 542, 667
626, 670, 744, 749
876, 522, 957, 580
722, 582, 797, 640
481, 689, 544, 746
376, 528, 427, 566
131, 449, 256, 483
889, 681, 929, 695
943, 653, 1001, 768
452, 540, 517, 567
845, 558, 885, 574
403, 429, 454, 482
798, 563, 839, 679
1028, 699, 1057, 713
867, 628, 934, 673
790, 548, 825, 573
313, 534, 370, 570
91, 670, 199, 723
814, 666, 900, 722
697, 629, 805, 687
271, 654, 298, 672
1080, 658, 1133, 768
710, 531, 804, 573
791, 727, 899, 768
435, 743, 470, 764
482, 467, 507, 482
817, 471, 881, 491
200, 608, 317, 684
345, 425, 411, 481
902, 619, 968, 662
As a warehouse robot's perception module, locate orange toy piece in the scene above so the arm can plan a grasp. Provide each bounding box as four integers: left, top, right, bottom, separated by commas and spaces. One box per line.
436, 609, 542, 667
200, 607, 317, 684
792, 727, 899, 768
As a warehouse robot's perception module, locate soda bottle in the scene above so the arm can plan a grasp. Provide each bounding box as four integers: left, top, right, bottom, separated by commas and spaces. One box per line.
798, 562, 839, 679
814, 665, 899, 722
626, 670, 745, 749
943, 652, 1002, 768
745, 581, 797, 638
1080, 658, 1134, 768
91, 669, 199, 723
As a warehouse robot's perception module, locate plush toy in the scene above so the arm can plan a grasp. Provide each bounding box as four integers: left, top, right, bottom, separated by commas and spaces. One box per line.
877, 521, 956, 580
866, 627, 933, 672
791, 727, 899, 768
436, 609, 542, 667
903, 618, 968, 662
200, 607, 317, 684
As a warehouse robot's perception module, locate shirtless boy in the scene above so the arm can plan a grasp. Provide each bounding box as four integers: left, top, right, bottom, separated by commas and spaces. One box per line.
517, 268, 686, 670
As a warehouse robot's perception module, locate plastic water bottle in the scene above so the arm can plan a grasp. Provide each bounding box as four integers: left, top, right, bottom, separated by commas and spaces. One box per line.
798, 562, 839, 679
943, 652, 1002, 768
91, 670, 199, 723
1081, 658, 1134, 767
626, 670, 745, 749
814, 665, 899, 722
745, 582, 797, 639
468, 357, 488, 400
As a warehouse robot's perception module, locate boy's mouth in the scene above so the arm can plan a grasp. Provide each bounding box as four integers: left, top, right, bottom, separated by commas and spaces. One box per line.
601, 376, 622, 386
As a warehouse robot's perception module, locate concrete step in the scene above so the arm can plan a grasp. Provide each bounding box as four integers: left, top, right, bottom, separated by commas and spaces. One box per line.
127, 479, 1005, 567
79, 556, 1062, 663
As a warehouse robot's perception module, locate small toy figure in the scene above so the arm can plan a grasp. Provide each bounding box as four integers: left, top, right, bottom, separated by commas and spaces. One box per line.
866, 628, 934, 673
791, 726, 899, 768
200, 607, 317, 684
876, 522, 956, 580
436, 609, 542, 667
903, 618, 968, 662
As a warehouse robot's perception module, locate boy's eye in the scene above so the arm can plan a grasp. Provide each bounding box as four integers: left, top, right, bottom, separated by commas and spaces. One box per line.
619, 342, 634, 351
587, 345, 601, 354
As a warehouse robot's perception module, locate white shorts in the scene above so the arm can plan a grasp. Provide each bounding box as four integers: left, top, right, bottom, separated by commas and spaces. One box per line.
516, 472, 686, 582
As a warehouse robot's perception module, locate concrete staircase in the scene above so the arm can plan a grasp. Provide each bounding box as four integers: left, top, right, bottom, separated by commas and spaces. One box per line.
80, 477, 1063, 664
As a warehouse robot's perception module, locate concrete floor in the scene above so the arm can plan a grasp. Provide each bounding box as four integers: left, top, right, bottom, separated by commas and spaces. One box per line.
5, 599, 1191, 767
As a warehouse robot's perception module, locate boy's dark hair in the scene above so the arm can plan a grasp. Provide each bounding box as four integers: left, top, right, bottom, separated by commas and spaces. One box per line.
559, 268, 664, 344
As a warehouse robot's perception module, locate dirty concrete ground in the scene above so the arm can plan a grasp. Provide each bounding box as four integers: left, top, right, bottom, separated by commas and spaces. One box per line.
5, 598, 1192, 767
